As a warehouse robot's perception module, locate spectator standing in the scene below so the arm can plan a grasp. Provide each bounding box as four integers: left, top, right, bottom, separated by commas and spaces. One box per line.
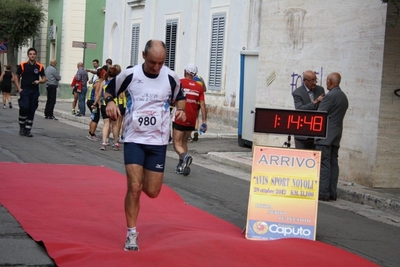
292, 70, 325, 149
15, 48, 46, 137
44, 59, 61, 120
105, 58, 113, 70
0, 64, 16, 109
75, 62, 89, 117
315, 72, 348, 202
86, 59, 100, 85
104, 39, 186, 251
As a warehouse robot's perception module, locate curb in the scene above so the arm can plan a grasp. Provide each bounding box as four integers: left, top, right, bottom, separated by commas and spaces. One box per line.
337, 186, 400, 213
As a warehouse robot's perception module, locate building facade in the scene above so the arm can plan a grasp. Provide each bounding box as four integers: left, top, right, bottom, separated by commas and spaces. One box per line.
253, 0, 400, 188
103, 0, 260, 125
19, 0, 106, 97
103, 0, 400, 188
12, 0, 398, 188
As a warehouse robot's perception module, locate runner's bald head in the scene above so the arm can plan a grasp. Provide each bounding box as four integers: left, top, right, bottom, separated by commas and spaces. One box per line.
142, 39, 167, 75
144, 40, 166, 57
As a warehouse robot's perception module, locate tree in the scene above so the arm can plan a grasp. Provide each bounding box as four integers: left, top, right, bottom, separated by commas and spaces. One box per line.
0, 0, 45, 71
382, 0, 400, 27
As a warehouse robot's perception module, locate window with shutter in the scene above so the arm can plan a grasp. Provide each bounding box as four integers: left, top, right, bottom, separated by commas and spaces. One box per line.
130, 24, 140, 66
209, 13, 225, 91
165, 20, 178, 71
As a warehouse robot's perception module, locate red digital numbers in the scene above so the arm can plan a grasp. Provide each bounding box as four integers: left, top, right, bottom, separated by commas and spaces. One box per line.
286, 115, 323, 132
313, 116, 323, 131
255, 108, 327, 137
302, 116, 313, 129
287, 115, 300, 129
274, 114, 280, 128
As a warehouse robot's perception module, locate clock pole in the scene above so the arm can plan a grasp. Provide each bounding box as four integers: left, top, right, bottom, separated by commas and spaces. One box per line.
283, 135, 291, 148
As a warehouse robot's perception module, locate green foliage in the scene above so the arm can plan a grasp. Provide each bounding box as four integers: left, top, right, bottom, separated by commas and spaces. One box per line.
0, 0, 45, 47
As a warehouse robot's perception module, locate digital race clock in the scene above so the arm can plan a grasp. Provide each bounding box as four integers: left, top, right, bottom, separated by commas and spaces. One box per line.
254, 108, 328, 138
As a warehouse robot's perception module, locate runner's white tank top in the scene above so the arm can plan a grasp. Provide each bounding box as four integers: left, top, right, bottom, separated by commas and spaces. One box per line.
111, 65, 181, 145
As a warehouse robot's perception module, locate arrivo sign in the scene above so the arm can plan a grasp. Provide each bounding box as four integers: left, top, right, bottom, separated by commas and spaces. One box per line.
254, 108, 328, 138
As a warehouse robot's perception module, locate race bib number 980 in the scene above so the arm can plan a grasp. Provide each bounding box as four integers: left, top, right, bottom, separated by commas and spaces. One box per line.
132, 110, 161, 132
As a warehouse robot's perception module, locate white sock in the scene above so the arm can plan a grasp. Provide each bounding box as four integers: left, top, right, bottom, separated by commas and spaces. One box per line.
127, 227, 136, 237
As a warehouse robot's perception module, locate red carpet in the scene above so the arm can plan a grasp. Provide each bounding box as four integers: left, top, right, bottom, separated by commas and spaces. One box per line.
0, 162, 377, 267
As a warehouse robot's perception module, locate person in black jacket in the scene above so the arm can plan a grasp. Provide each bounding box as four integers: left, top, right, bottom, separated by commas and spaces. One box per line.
15, 48, 46, 137
292, 70, 325, 149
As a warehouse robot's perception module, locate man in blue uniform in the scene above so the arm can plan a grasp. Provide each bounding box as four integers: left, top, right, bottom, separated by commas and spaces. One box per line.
15, 48, 46, 137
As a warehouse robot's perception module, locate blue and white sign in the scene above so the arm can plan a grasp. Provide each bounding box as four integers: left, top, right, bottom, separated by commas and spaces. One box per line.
0, 42, 7, 53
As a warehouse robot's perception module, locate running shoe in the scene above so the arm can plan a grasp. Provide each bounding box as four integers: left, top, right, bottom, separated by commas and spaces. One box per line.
188, 136, 193, 143
182, 155, 192, 176
193, 132, 199, 141
86, 134, 100, 141
9, 102, 12, 109
118, 136, 124, 144
49, 116, 58, 120
175, 164, 183, 174
183, 166, 191, 176
105, 138, 111, 146
3, 105, 5, 109
71, 109, 76, 115
124, 232, 139, 251
100, 143, 107, 150
113, 142, 121, 151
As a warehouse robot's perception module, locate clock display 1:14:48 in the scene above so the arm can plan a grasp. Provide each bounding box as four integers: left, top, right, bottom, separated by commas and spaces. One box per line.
282, 115, 324, 131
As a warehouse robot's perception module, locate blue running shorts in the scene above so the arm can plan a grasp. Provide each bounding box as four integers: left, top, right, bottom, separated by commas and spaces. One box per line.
124, 143, 167, 172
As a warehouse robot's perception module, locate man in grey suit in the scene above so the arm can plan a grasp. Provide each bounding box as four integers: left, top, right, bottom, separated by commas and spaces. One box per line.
315, 72, 349, 201
292, 70, 325, 149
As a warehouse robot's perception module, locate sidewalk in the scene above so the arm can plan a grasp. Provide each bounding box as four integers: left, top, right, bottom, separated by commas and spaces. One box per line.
38, 98, 400, 216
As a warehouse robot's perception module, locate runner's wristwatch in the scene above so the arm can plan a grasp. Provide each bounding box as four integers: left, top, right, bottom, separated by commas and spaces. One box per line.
104, 96, 115, 105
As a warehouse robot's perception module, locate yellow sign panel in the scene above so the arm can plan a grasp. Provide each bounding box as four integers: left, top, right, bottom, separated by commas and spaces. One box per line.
245, 146, 321, 241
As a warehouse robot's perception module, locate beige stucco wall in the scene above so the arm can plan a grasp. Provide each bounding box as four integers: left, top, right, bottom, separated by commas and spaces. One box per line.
374, 4, 400, 187
60, 0, 86, 84
254, 0, 400, 188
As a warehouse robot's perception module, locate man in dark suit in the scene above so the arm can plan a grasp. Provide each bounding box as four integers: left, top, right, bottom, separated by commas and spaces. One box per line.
292, 70, 325, 149
315, 72, 349, 201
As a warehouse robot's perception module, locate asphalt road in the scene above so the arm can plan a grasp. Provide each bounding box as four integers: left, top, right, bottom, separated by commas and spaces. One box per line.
0, 107, 399, 267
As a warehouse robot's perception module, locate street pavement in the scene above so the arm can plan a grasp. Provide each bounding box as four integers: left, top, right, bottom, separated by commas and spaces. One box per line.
0, 96, 399, 266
